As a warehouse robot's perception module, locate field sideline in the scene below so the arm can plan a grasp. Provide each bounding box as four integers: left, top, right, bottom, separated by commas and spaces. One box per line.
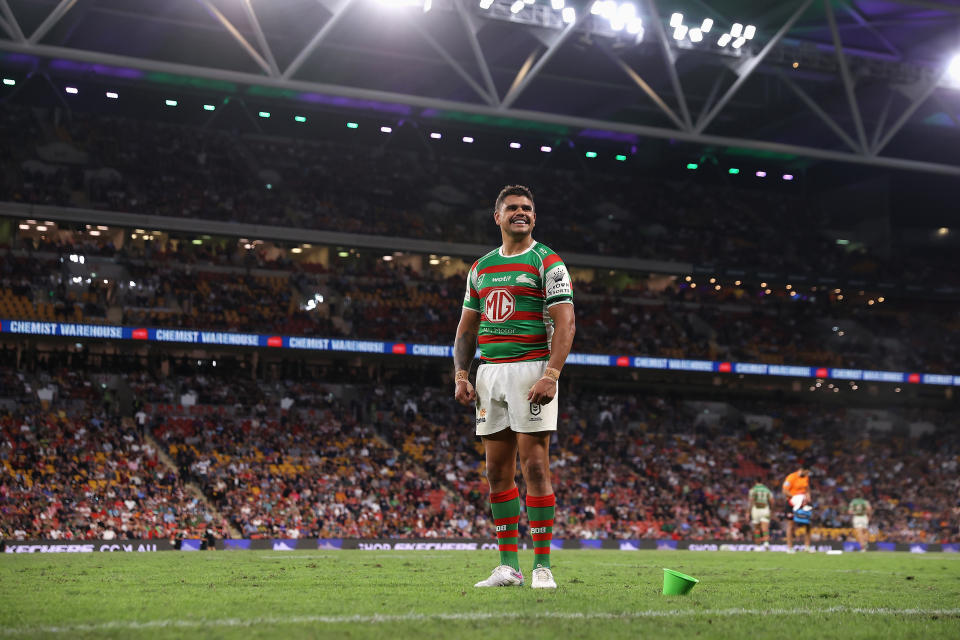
2, 549, 959, 639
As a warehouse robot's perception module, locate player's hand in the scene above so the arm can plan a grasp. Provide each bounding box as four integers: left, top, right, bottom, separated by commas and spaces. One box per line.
527, 376, 556, 406
454, 379, 476, 406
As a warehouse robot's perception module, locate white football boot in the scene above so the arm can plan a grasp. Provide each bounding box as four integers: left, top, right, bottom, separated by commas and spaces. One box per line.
531, 567, 557, 589
474, 565, 524, 587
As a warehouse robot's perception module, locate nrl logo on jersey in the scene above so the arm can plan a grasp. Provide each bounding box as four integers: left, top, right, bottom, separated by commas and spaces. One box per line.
516, 274, 537, 287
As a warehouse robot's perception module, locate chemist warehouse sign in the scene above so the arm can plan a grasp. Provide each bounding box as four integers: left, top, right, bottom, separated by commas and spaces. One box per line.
3, 319, 960, 387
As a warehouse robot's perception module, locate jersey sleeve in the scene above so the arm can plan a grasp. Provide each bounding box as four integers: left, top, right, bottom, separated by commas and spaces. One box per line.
541, 252, 573, 307
463, 261, 481, 312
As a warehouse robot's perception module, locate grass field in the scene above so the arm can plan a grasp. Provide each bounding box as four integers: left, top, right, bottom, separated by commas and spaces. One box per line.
2, 549, 959, 639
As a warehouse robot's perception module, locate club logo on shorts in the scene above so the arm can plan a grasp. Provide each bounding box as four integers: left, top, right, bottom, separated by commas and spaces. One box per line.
530, 403, 541, 416
476, 408, 487, 425
484, 289, 516, 323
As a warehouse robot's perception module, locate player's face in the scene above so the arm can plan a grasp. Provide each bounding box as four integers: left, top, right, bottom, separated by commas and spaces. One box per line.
494, 195, 536, 238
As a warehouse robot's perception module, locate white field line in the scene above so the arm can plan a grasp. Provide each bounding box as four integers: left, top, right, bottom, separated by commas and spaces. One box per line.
3, 607, 958, 635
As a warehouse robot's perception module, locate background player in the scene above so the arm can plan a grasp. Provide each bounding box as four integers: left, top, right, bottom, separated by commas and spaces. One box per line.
793, 494, 815, 553
748, 481, 773, 550
453, 185, 575, 590
848, 491, 874, 552
782, 465, 812, 553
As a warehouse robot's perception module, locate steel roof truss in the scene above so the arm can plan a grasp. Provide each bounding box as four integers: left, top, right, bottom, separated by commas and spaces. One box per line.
241, 0, 281, 77
874, 71, 949, 154
195, 0, 274, 76
598, 41, 687, 131
453, 0, 499, 105
499, 11, 586, 109
824, 0, 869, 153
695, 0, 815, 134
777, 70, 861, 152
642, 0, 692, 130
0, 0, 24, 42
282, 0, 359, 80
406, 13, 495, 105
27, 0, 77, 45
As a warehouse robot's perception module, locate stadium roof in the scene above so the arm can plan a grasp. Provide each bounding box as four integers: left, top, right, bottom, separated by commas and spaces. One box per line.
1, 0, 959, 175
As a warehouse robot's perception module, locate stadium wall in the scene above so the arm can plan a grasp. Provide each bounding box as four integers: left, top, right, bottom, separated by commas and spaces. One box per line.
5, 539, 959, 554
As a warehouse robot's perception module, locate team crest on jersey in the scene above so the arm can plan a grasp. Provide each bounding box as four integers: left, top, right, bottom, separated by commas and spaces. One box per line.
485, 289, 516, 323
516, 274, 537, 287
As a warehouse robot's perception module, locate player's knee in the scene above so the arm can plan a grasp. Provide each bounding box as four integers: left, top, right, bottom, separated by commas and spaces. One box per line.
521, 460, 550, 486
485, 463, 515, 486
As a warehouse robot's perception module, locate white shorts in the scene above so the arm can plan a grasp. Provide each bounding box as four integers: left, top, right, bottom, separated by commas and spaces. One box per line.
852, 515, 869, 530
475, 360, 558, 436
751, 506, 771, 525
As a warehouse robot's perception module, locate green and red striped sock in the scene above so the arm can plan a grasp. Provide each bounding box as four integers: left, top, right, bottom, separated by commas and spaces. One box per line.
490, 486, 520, 571
526, 493, 555, 570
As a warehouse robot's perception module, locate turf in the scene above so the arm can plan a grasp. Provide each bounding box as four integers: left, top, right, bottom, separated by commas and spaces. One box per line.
1, 549, 959, 639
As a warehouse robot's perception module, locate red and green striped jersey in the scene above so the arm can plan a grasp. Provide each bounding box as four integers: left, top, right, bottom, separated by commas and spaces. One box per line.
462, 241, 573, 363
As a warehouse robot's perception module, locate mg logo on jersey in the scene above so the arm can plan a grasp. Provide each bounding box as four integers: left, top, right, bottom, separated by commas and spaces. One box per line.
484, 289, 515, 323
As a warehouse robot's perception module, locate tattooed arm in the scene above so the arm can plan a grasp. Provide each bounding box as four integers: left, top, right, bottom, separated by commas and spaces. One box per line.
453, 308, 480, 406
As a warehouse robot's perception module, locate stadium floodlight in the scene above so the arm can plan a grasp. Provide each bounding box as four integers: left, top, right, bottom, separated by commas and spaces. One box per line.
717, 33, 732, 46
524, 0, 535, 5
626, 17, 643, 35
2, 78, 14, 86
611, 16, 626, 30
782, 173, 794, 181
192, 239, 202, 245
510, 0, 524, 13
259, 111, 271, 118
591, 1, 603, 14
600, 1, 616, 19
755, 170, 766, 177
479, 0, 494, 8
562, 7, 576, 22
937, 226, 949, 236
164, 99, 177, 106
700, 18, 713, 33
728, 167, 739, 174
730, 23, 743, 38
65, 86, 78, 94
689, 27, 702, 42
669, 12, 683, 28
686, 162, 698, 169
203, 104, 216, 111
948, 54, 960, 85
732, 36, 746, 48
430, 132, 442, 139
294, 116, 307, 123
743, 24, 756, 39
509, 142, 521, 149
540, 145, 552, 152
462, 136, 474, 143
380, 126, 392, 133
551, 0, 564, 8
585, 151, 598, 158
672, 24, 688, 40
106, 91, 118, 99
347, 121, 359, 128
615, 154, 627, 161
291, 247, 302, 254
